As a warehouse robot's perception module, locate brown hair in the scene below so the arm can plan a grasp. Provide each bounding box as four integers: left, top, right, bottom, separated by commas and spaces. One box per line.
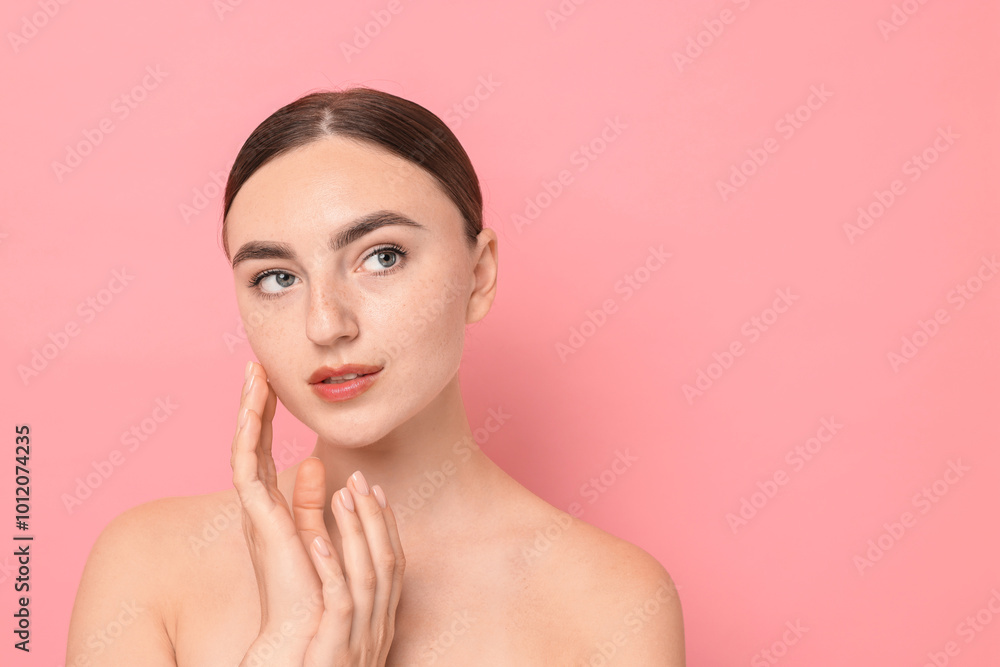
221, 87, 483, 259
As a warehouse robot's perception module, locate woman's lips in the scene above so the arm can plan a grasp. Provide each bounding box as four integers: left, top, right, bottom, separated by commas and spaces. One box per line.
310, 369, 380, 402
308, 364, 382, 384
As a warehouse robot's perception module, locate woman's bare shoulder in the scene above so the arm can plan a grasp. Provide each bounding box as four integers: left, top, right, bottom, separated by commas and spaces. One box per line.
511, 493, 686, 664
95, 489, 244, 562
68, 489, 244, 665
77, 489, 246, 607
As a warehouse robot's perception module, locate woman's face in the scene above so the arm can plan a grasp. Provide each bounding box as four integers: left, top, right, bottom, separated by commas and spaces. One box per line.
225, 136, 494, 447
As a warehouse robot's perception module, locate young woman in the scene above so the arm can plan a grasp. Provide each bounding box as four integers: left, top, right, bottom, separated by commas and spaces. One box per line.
66, 88, 685, 666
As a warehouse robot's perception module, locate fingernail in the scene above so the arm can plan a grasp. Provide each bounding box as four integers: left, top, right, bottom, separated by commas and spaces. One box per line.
352, 470, 370, 495
246, 374, 256, 395
372, 484, 387, 508
339, 488, 355, 512
312, 536, 330, 557
239, 408, 249, 428
244, 360, 253, 380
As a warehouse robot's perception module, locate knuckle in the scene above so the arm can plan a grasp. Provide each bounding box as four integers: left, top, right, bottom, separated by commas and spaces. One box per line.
360, 641, 378, 663
323, 582, 354, 618
361, 567, 378, 592
343, 519, 365, 539
375, 551, 396, 573
361, 499, 383, 518
233, 484, 251, 505
332, 592, 354, 618
373, 617, 389, 645
321, 575, 347, 598
235, 484, 267, 514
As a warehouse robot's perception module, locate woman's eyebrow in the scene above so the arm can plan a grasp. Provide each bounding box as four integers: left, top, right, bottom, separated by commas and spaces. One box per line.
231, 210, 427, 269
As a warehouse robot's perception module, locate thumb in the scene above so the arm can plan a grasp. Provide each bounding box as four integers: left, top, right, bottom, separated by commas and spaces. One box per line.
293, 457, 333, 555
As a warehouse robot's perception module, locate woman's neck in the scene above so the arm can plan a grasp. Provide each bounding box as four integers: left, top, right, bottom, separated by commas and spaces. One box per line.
277, 373, 506, 543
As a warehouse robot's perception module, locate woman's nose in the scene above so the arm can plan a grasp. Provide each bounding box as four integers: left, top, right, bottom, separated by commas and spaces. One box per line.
305, 284, 359, 345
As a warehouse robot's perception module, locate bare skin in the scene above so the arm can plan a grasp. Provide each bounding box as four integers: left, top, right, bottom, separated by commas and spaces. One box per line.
66, 136, 685, 666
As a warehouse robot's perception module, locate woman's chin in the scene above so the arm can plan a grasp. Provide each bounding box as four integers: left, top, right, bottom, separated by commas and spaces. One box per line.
307, 419, 393, 449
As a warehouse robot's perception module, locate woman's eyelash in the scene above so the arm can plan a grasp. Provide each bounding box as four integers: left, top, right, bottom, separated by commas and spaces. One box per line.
246, 244, 409, 299
365, 243, 408, 269
247, 269, 289, 290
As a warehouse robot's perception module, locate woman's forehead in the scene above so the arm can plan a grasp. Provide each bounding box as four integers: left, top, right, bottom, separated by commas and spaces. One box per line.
239, 137, 439, 201
226, 137, 461, 245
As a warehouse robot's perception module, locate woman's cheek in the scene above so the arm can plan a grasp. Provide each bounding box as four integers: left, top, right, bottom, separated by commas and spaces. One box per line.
406, 285, 463, 354
243, 309, 297, 391
238, 289, 284, 335
419, 301, 466, 377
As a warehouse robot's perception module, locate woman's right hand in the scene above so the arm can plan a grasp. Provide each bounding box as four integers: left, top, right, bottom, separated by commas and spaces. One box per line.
231, 361, 406, 666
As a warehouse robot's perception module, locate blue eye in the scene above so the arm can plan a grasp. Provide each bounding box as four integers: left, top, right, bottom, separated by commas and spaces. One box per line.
361, 244, 408, 274
246, 243, 408, 300
248, 270, 298, 298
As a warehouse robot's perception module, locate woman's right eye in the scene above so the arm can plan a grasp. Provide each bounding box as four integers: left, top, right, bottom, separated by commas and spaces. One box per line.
250, 270, 298, 296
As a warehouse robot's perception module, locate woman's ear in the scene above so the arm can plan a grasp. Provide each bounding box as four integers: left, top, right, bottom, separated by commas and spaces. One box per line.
466, 228, 498, 324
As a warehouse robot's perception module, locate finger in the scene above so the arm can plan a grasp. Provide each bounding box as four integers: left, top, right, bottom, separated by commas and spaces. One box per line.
231, 406, 274, 513
233, 363, 278, 514
231, 362, 256, 470
258, 376, 279, 489
292, 458, 332, 553
239, 362, 262, 428
370, 484, 404, 665
232, 363, 261, 491
259, 369, 278, 461
331, 484, 377, 650
373, 484, 406, 623
305, 533, 352, 657
346, 474, 399, 640
243, 365, 284, 509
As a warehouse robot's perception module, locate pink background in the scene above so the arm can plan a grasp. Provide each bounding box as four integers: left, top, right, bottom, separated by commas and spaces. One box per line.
3, 0, 999, 664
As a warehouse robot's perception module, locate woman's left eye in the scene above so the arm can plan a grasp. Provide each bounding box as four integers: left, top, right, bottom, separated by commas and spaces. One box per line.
361, 245, 407, 273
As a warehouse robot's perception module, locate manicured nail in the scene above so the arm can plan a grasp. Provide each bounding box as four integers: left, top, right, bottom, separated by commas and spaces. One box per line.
339, 488, 355, 512
244, 360, 253, 380
352, 470, 370, 495
312, 536, 330, 557
239, 407, 249, 428
372, 484, 387, 509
